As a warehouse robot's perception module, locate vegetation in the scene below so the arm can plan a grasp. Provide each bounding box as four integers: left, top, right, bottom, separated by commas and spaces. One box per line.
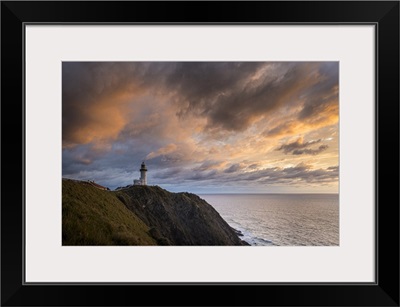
62, 179, 156, 245
62, 179, 247, 246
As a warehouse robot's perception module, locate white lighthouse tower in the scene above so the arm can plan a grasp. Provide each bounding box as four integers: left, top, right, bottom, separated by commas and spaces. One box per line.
133, 161, 148, 185
140, 161, 147, 185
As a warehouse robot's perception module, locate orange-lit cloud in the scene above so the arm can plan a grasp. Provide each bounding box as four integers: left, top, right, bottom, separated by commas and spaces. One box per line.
62, 62, 339, 193
146, 143, 178, 160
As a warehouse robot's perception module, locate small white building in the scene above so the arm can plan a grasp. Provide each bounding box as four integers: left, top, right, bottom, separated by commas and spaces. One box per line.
133, 162, 147, 185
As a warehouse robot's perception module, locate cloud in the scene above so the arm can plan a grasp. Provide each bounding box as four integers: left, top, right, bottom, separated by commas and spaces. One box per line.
193, 160, 225, 172
224, 163, 244, 173
62, 62, 172, 148
169, 62, 322, 133
248, 163, 260, 170
152, 167, 182, 180
241, 163, 338, 185
167, 62, 337, 137
63, 62, 338, 147
152, 161, 338, 187
146, 143, 178, 160
276, 137, 329, 155
62, 62, 339, 192
277, 138, 322, 153
293, 145, 329, 155
185, 170, 218, 181
298, 62, 339, 121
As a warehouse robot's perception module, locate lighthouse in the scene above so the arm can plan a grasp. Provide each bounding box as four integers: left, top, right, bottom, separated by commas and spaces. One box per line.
140, 161, 147, 185
133, 161, 148, 185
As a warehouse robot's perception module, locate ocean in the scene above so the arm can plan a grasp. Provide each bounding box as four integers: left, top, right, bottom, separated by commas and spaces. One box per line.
200, 194, 339, 246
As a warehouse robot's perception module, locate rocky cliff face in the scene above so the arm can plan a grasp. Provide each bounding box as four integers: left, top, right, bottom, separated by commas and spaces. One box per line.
116, 185, 246, 245
62, 179, 247, 246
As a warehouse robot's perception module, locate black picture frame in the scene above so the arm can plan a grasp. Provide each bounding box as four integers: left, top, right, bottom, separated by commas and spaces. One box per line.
1, 1, 399, 306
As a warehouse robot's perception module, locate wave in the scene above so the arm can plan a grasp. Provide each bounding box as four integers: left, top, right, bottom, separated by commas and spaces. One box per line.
231, 225, 275, 246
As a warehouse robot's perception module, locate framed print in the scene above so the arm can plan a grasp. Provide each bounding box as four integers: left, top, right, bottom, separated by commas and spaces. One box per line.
1, 1, 399, 306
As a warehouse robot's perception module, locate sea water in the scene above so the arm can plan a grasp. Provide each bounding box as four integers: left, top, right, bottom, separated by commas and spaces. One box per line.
199, 194, 339, 246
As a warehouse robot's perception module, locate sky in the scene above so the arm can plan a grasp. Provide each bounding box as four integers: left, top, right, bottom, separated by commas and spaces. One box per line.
62, 62, 339, 194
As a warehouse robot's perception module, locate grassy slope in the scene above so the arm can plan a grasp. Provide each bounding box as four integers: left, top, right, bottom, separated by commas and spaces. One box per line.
62, 179, 156, 245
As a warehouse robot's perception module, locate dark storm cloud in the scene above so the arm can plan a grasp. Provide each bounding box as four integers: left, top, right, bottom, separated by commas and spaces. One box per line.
167, 62, 320, 132
62, 62, 339, 191
298, 62, 339, 120
166, 62, 262, 105
62, 62, 169, 146
262, 62, 339, 138
63, 62, 338, 147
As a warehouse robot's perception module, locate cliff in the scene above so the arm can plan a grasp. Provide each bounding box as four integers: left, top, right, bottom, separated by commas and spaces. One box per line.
62, 179, 247, 246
